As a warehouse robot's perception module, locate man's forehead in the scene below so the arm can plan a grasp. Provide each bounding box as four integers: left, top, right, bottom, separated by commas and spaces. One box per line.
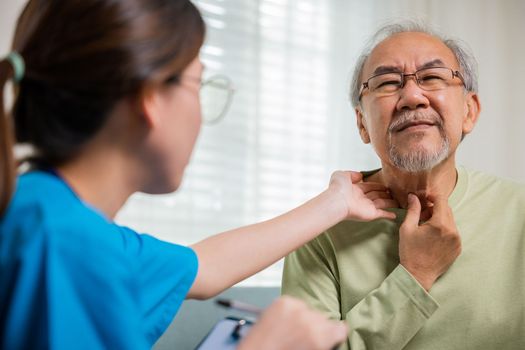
364, 32, 459, 75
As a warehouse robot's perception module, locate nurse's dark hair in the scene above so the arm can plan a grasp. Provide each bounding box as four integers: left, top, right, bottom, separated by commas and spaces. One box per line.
0, 0, 205, 215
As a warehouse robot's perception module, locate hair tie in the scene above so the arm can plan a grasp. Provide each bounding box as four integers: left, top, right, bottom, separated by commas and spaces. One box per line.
5, 52, 25, 83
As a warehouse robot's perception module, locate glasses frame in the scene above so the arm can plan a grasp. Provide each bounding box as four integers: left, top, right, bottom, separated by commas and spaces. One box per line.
166, 73, 235, 125
358, 67, 465, 101
200, 74, 235, 125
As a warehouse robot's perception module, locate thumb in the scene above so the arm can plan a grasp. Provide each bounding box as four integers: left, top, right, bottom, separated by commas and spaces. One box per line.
349, 171, 363, 183
401, 193, 421, 229
329, 321, 348, 348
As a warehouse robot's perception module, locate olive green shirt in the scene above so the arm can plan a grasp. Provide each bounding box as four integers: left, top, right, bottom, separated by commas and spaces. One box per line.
282, 167, 525, 349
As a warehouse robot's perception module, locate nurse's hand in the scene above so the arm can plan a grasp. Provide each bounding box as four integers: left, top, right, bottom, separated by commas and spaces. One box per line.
356, 181, 400, 210
238, 296, 347, 350
328, 171, 396, 222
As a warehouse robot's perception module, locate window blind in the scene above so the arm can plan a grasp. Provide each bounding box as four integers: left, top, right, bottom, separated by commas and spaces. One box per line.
115, 0, 378, 286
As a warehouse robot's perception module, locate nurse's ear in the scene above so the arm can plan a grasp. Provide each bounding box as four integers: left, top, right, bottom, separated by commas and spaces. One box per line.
139, 87, 164, 129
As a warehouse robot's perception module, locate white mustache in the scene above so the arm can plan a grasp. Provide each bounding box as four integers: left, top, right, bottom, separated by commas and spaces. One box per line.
388, 111, 443, 133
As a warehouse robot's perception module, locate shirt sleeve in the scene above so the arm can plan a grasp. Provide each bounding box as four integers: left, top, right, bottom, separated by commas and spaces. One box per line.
1, 172, 199, 350
47, 222, 198, 349
282, 236, 439, 350
118, 227, 199, 344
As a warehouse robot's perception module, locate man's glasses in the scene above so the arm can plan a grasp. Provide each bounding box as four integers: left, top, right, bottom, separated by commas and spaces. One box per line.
358, 67, 464, 101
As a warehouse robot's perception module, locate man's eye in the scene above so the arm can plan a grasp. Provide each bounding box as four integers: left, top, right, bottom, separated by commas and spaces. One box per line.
376, 80, 400, 88
420, 74, 445, 81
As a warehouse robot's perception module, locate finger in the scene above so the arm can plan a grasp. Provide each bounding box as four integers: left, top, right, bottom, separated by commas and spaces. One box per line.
325, 321, 348, 349
356, 182, 390, 192
401, 193, 421, 229
419, 207, 433, 222
349, 171, 363, 183
426, 194, 450, 220
366, 190, 393, 201
373, 198, 400, 209
375, 209, 396, 220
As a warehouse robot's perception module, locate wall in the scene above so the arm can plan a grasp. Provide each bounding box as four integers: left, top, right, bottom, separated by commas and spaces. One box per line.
1, 0, 523, 184
0, 0, 525, 181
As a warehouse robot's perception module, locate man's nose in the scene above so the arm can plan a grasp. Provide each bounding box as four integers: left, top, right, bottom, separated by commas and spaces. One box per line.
395, 76, 430, 111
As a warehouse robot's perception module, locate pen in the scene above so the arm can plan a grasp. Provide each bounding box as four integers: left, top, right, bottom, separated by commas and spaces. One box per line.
215, 298, 263, 316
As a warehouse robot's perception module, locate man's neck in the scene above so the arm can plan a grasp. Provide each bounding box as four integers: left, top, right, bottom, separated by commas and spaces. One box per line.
368, 157, 458, 209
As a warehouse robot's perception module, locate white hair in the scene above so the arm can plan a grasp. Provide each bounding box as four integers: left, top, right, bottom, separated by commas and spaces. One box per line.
350, 20, 478, 107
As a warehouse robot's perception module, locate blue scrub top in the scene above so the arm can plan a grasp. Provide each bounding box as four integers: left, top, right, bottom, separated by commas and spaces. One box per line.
0, 171, 199, 349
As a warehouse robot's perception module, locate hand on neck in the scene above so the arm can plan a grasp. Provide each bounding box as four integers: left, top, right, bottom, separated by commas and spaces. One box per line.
369, 158, 458, 211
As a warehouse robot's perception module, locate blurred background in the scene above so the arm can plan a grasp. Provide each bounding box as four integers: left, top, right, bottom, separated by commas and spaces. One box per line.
1, 0, 524, 286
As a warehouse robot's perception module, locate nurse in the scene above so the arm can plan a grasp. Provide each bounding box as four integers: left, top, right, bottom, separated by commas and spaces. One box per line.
0, 1, 395, 349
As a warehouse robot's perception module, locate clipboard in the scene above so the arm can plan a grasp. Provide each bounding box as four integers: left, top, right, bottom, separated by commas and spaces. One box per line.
195, 316, 254, 350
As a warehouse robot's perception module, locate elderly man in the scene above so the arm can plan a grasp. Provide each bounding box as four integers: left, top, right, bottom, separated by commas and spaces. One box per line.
282, 21, 525, 350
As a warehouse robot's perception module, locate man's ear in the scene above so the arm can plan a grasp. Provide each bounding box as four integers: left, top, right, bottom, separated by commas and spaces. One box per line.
462, 92, 481, 136
356, 107, 371, 144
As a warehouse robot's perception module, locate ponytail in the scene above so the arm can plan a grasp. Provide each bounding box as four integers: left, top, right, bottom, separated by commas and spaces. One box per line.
0, 53, 24, 216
